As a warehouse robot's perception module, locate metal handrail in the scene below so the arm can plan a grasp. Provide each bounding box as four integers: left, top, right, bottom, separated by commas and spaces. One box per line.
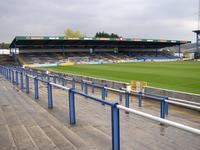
168, 97, 200, 106
104, 87, 126, 93
50, 82, 70, 90
1, 66, 200, 150
117, 105, 200, 135
73, 89, 115, 106
166, 100, 200, 110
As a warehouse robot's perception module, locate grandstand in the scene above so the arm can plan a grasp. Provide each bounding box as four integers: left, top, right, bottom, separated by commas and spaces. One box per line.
0, 36, 199, 150
9, 36, 190, 66
166, 42, 197, 53
0, 55, 16, 66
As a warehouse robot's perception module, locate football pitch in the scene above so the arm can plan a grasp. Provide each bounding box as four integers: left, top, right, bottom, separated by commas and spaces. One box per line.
44, 61, 200, 94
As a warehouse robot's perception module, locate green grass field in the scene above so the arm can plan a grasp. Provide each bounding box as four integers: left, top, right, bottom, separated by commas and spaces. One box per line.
44, 61, 200, 94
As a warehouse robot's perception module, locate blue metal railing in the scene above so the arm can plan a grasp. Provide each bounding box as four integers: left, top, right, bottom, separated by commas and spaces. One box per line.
0, 66, 166, 150
0, 66, 121, 149
1, 66, 199, 150
0, 66, 169, 118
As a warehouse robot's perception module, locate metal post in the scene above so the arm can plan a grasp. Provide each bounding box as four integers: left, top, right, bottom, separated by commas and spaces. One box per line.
139, 92, 142, 107
62, 78, 65, 86
47, 83, 53, 108
26, 75, 29, 94
84, 82, 88, 95
5, 68, 7, 78
53, 76, 56, 83
119, 88, 122, 104
68, 89, 76, 125
160, 98, 165, 119
20, 71, 23, 89
6, 69, 9, 80
8, 69, 11, 81
59, 77, 61, 83
125, 92, 130, 114
111, 103, 120, 150
72, 78, 75, 89
92, 82, 94, 94
81, 80, 83, 91
12, 70, 14, 83
15, 71, 18, 86
125, 92, 130, 108
9, 69, 12, 81
34, 78, 39, 99
165, 97, 169, 115
7, 69, 9, 79
102, 87, 105, 100
101, 87, 105, 105
6, 68, 7, 77
105, 84, 108, 97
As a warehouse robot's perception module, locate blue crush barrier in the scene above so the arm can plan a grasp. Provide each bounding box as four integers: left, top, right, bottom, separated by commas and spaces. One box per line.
69, 88, 120, 150
25, 74, 29, 94
21, 67, 170, 118
12, 70, 14, 83
47, 82, 53, 108
20, 71, 23, 89
0, 66, 168, 118
15, 70, 18, 86
1, 66, 200, 150
92, 82, 95, 93
34, 77, 39, 99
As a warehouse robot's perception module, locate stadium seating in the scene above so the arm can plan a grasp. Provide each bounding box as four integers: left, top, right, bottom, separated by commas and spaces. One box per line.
17, 51, 180, 67
136, 55, 180, 62
0, 55, 16, 65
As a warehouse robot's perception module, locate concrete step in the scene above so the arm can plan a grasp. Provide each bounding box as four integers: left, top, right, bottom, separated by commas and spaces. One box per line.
1, 78, 95, 150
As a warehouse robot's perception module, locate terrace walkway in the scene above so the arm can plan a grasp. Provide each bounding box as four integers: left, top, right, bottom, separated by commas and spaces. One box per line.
0, 75, 199, 150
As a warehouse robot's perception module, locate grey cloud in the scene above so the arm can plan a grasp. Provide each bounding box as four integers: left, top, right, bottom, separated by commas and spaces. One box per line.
0, 0, 198, 42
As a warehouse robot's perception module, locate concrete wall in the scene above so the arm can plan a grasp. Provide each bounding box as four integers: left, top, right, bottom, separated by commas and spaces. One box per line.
33, 68, 128, 89
32, 68, 200, 103
145, 86, 200, 103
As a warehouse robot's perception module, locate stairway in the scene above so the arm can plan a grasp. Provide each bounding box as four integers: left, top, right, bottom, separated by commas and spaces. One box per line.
0, 76, 96, 150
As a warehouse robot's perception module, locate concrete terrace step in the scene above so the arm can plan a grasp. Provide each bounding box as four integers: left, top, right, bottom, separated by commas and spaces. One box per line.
1, 75, 200, 150
0, 77, 95, 150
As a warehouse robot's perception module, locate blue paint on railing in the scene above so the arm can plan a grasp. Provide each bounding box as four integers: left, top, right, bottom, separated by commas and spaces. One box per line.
47, 83, 53, 108
34, 78, 39, 99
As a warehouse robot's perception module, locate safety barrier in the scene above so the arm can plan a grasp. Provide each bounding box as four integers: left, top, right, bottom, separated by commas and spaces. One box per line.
1, 65, 200, 150
2, 66, 200, 115
6, 66, 200, 114
3, 66, 200, 117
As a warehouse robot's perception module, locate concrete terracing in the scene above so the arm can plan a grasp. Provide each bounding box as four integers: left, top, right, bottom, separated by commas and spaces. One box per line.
0, 75, 199, 150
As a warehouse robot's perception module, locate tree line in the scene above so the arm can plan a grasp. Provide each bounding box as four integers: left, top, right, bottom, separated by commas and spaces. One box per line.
0, 43, 10, 49
95, 32, 119, 38
64, 28, 121, 38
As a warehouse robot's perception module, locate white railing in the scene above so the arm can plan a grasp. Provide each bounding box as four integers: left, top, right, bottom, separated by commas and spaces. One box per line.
50, 82, 70, 90
168, 97, 200, 106
104, 87, 126, 93
166, 100, 200, 111
117, 105, 200, 135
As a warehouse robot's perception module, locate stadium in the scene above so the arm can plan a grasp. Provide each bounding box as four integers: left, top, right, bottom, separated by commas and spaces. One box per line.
8, 36, 199, 94
0, 32, 199, 150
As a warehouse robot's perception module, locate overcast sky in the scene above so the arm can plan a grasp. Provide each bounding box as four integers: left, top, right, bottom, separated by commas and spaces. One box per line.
0, 0, 198, 42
